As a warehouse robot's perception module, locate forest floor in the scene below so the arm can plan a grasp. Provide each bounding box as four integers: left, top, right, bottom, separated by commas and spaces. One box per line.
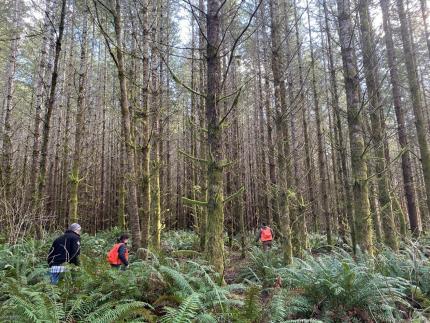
224, 251, 248, 285
1, 229, 430, 322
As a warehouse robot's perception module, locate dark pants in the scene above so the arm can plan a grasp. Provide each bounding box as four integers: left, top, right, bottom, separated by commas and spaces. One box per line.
263, 240, 272, 252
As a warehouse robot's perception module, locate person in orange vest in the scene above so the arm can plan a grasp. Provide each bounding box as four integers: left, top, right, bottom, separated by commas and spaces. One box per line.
255, 223, 273, 251
107, 234, 129, 270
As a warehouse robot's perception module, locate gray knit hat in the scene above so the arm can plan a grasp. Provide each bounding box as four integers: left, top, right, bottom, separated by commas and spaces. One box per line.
68, 223, 81, 233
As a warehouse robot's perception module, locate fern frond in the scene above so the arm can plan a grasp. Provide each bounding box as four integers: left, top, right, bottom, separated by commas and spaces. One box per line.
84, 300, 153, 323
159, 265, 194, 295
160, 293, 202, 323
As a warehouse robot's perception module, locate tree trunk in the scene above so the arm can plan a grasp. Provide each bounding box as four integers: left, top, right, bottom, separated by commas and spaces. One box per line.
335, 0, 373, 253
150, 0, 161, 250
1, 0, 20, 198
140, 0, 151, 249
269, 0, 293, 264
419, 0, 430, 60
69, 2, 88, 222
198, 0, 207, 251
396, 0, 428, 236
306, 0, 331, 245
323, 0, 355, 248
205, 0, 225, 275
358, 0, 397, 249
37, 0, 67, 234
379, 0, 418, 238
29, 0, 55, 206
112, 0, 141, 249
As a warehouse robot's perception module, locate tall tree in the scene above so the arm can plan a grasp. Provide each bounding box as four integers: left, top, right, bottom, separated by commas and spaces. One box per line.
205, 0, 225, 275
69, 1, 89, 222
379, 0, 419, 236
396, 0, 429, 236
100, 0, 142, 248
1, 0, 20, 198
335, 0, 373, 253
357, 0, 397, 249
269, 0, 293, 264
37, 0, 67, 232
323, 0, 355, 248
306, 0, 332, 245
139, 0, 151, 249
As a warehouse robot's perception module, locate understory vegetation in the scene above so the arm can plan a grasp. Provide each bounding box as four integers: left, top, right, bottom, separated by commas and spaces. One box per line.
1, 229, 430, 322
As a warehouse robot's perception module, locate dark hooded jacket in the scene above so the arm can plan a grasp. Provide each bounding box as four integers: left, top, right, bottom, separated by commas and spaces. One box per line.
47, 230, 81, 267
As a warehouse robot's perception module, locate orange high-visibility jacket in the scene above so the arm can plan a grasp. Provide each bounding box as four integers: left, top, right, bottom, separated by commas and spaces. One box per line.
260, 227, 273, 242
107, 243, 129, 265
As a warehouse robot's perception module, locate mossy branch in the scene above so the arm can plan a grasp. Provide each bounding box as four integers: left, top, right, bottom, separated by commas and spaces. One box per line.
179, 150, 209, 164
223, 186, 245, 204
220, 160, 234, 168
367, 147, 406, 181
188, 118, 208, 133
69, 172, 85, 184
216, 87, 242, 103
219, 86, 243, 127
161, 56, 206, 98
182, 196, 208, 206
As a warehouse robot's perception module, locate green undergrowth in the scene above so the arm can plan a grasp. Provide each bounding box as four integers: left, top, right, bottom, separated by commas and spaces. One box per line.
1, 229, 430, 322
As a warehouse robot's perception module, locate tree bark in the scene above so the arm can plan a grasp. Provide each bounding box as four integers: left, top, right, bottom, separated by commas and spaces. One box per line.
306, 0, 331, 245
140, 0, 151, 249
358, 0, 397, 249
323, 0, 355, 248
112, 0, 141, 249
269, 0, 293, 264
1, 0, 20, 198
37, 0, 67, 233
205, 0, 225, 275
69, 2, 88, 222
396, 0, 428, 236
335, 0, 373, 253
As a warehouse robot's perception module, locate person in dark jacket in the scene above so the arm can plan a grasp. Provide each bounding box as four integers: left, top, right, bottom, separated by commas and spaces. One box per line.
47, 223, 81, 284
107, 234, 129, 270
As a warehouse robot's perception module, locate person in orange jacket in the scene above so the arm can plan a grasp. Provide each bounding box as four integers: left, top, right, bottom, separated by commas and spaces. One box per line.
255, 223, 273, 251
107, 234, 129, 270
